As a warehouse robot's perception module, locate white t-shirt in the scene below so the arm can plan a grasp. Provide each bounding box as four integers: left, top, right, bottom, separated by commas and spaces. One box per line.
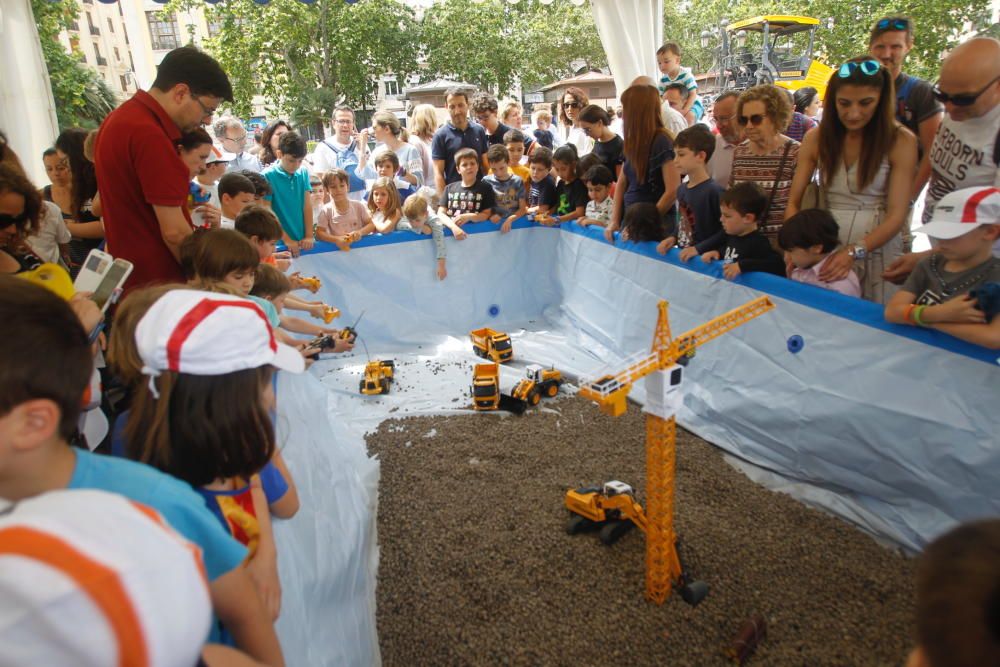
311, 138, 354, 174
558, 125, 593, 156
26, 201, 72, 264
924, 103, 1000, 223
661, 102, 688, 138
220, 215, 235, 230
363, 142, 425, 187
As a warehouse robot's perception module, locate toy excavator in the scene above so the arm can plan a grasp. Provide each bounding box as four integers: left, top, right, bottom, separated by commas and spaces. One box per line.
571, 296, 774, 606
511, 365, 563, 406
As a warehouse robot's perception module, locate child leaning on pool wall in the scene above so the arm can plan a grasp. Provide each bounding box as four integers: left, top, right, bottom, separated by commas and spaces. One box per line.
401, 193, 449, 281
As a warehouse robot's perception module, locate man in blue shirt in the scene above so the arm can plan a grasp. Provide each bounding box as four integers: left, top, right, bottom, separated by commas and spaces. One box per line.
431, 87, 489, 198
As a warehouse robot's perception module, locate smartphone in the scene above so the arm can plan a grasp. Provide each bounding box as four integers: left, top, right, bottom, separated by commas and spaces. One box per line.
90, 258, 133, 312
73, 249, 115, 293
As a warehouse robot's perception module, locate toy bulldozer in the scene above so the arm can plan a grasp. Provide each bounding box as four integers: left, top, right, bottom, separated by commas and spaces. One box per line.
360, 360, 394, 395
511, 364, 563, 406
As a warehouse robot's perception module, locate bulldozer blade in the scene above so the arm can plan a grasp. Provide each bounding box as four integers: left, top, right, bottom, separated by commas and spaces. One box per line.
498, 394, 528, 414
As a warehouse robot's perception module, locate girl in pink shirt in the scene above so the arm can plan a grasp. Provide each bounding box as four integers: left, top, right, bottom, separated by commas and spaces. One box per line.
779, 209, 861, 298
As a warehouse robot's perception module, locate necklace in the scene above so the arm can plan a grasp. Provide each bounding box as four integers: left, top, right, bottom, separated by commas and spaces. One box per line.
929, 254, 995, 298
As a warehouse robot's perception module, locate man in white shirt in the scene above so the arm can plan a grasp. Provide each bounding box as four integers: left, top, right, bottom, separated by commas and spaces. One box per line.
706, 91, 744, 189
884, 37, 1000, 283
311, 107, 367, 201
216, 117, 263, 173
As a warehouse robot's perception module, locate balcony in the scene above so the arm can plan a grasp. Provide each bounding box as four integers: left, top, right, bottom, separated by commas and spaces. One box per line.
69, 21, 79, 32
96, 56, 108, 67
89, 25, 100, 36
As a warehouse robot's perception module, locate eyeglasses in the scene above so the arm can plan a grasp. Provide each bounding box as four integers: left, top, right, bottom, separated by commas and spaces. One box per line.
933, 75, 1000, 107
334, 119, 353, 125
713, 113, 735, 123
838, 60, 881, 78
192, 96, 218, 119
223, 133, 247, 144
0, 212, 27, 228
875, 17, 909, 32
738, 113, 766, 126
563, 101, 581, 109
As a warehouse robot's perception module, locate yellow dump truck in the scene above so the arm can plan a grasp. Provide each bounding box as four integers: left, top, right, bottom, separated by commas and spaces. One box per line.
470, 327, 513, 363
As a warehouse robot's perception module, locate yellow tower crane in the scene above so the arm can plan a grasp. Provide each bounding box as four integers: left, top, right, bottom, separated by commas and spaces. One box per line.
569, 296, 774, 605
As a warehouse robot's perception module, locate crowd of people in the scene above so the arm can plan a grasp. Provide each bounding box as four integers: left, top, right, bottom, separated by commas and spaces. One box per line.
0, 14, 998, 667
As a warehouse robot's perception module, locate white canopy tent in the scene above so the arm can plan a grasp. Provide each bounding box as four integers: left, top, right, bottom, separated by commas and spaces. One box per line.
1, 0, 661, 185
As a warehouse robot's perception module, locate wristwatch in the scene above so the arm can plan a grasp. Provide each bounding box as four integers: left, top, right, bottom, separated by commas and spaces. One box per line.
847, 243, 867, 260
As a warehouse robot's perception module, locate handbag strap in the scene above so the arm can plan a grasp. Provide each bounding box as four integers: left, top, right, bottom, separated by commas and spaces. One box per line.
765, 140, 794, 220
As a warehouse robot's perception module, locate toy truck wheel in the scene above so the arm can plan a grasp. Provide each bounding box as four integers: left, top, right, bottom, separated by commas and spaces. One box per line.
382, 360, 395, 369
380, 378, 391, 394
599, 520, 634, 545
528, 389, 541, 406
546, 382, 559, 397
473, 348, 486, 358
566, 514, 599, 535
359, 380, 365, 393
679, 580, 710, 607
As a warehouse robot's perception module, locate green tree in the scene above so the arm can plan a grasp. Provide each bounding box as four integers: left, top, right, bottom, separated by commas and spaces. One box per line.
167, 0, 420, 132
664, 0, 992, 84
31, 0, 118, 130
420, 0, 607, 95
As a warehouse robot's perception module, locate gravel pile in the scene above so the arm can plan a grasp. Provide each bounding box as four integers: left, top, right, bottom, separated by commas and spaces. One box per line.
369, 397, 916, 666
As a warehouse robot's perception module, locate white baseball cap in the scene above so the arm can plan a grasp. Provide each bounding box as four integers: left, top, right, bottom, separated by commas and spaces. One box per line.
206, 145, 236, 164
0, 489, 211, 667
136, 289, 304, 377
914, 187, 1000, 239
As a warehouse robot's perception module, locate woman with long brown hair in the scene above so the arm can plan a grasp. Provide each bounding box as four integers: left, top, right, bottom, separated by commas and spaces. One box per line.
786, 56, 917, 303
0, 162, 44, 274
604, 84, 680, 243
55, 128, 104, 275
259, 119, 291, 167
557, 86, 594, 157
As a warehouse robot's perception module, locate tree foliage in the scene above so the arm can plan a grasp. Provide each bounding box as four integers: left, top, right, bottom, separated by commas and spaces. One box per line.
421, 0, 607, 94
664, 0, 993, 84
31, 0, 117, 130
167, 0, 421, 128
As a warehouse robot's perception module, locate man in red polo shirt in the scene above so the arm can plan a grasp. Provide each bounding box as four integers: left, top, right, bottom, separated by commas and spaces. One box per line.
95, 46, 233, 290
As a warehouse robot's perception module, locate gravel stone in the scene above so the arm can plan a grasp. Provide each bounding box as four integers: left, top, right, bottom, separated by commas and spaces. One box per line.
368, 397, 915, 666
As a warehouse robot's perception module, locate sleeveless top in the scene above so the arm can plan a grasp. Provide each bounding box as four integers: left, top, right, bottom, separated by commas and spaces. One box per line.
824, 157, 890, 212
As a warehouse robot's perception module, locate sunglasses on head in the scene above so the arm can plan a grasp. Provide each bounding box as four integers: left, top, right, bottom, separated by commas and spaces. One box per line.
875, 17, 909, 32
837, 59, 881, 78
0, 212, 27, 228
563, 101, 581, 109
933, 75, 1000, 107
738, 113, 766, 126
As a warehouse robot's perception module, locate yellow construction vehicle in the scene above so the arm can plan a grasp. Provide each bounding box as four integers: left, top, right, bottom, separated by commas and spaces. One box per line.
470, 327, 513, 363
572, 296, 774, 606
359, 360, 394, 395
709, 15, 834, 99
471, 363, 501, 410
511, 364, 563, 406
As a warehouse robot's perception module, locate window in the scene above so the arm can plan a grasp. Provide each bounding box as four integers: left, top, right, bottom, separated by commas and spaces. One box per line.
114, 47, 120, 61
207, 18, 223, 38
86, 13, 99, 36
589, 87, 601, 98
120, 75, 128, 91
384, 80, 400, 97
146, 11, 180, 51
107, 18, 114, 33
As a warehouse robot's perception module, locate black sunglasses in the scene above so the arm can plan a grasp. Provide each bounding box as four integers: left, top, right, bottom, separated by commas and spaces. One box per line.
933, 75, 1000, 107
738, 113, 766, 126
875, 17, 909, 32
0, 212, 27, 228
563, 101, 581, 109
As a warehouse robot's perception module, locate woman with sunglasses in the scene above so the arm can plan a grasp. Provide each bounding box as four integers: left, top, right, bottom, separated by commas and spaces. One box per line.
54, 128, 104, 278
729, 84, 800, 243
0, 163, 44, 275
786, 57, 917, 304
557, 87, 594, 157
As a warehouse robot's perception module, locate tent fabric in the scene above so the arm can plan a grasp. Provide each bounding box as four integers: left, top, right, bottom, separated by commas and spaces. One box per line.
591, 0, 664, 92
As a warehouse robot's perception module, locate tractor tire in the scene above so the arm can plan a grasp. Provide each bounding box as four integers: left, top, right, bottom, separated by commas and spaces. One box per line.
679, 580, 710, 607
529, 389, 541, 406
546, 382, 559, 397
358, 380, 365, 393
382, 360, 395, 369
473, 347, 485, 358
379, 378, 391, 394
566, 514, 600, 535
599, 519, 634, 545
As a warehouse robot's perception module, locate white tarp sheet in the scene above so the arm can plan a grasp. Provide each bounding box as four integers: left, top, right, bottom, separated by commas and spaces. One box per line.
274, 222, 998, 666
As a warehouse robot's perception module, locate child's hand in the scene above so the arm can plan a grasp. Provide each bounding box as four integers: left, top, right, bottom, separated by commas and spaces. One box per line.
679, 246, 698, 263
275, 258, 292, 272
603, 225, 617, 243
308, 303, 326, 320
490, 214, 501, 224
928, 295, 987, 324
723, 262, 742, 280
348, 231, 361, 242
578, 217, 590, 227
500, 217, 515, 233
701, 250, 720, 263
333, 336, 354, 353
300, 238, 315, 251
656, 236, 676, 255
286, 240, 301, 257
452, 227, 468, 240
437, 260, 447, 281
272, 251, 292, 260
288, 272, 305, 290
